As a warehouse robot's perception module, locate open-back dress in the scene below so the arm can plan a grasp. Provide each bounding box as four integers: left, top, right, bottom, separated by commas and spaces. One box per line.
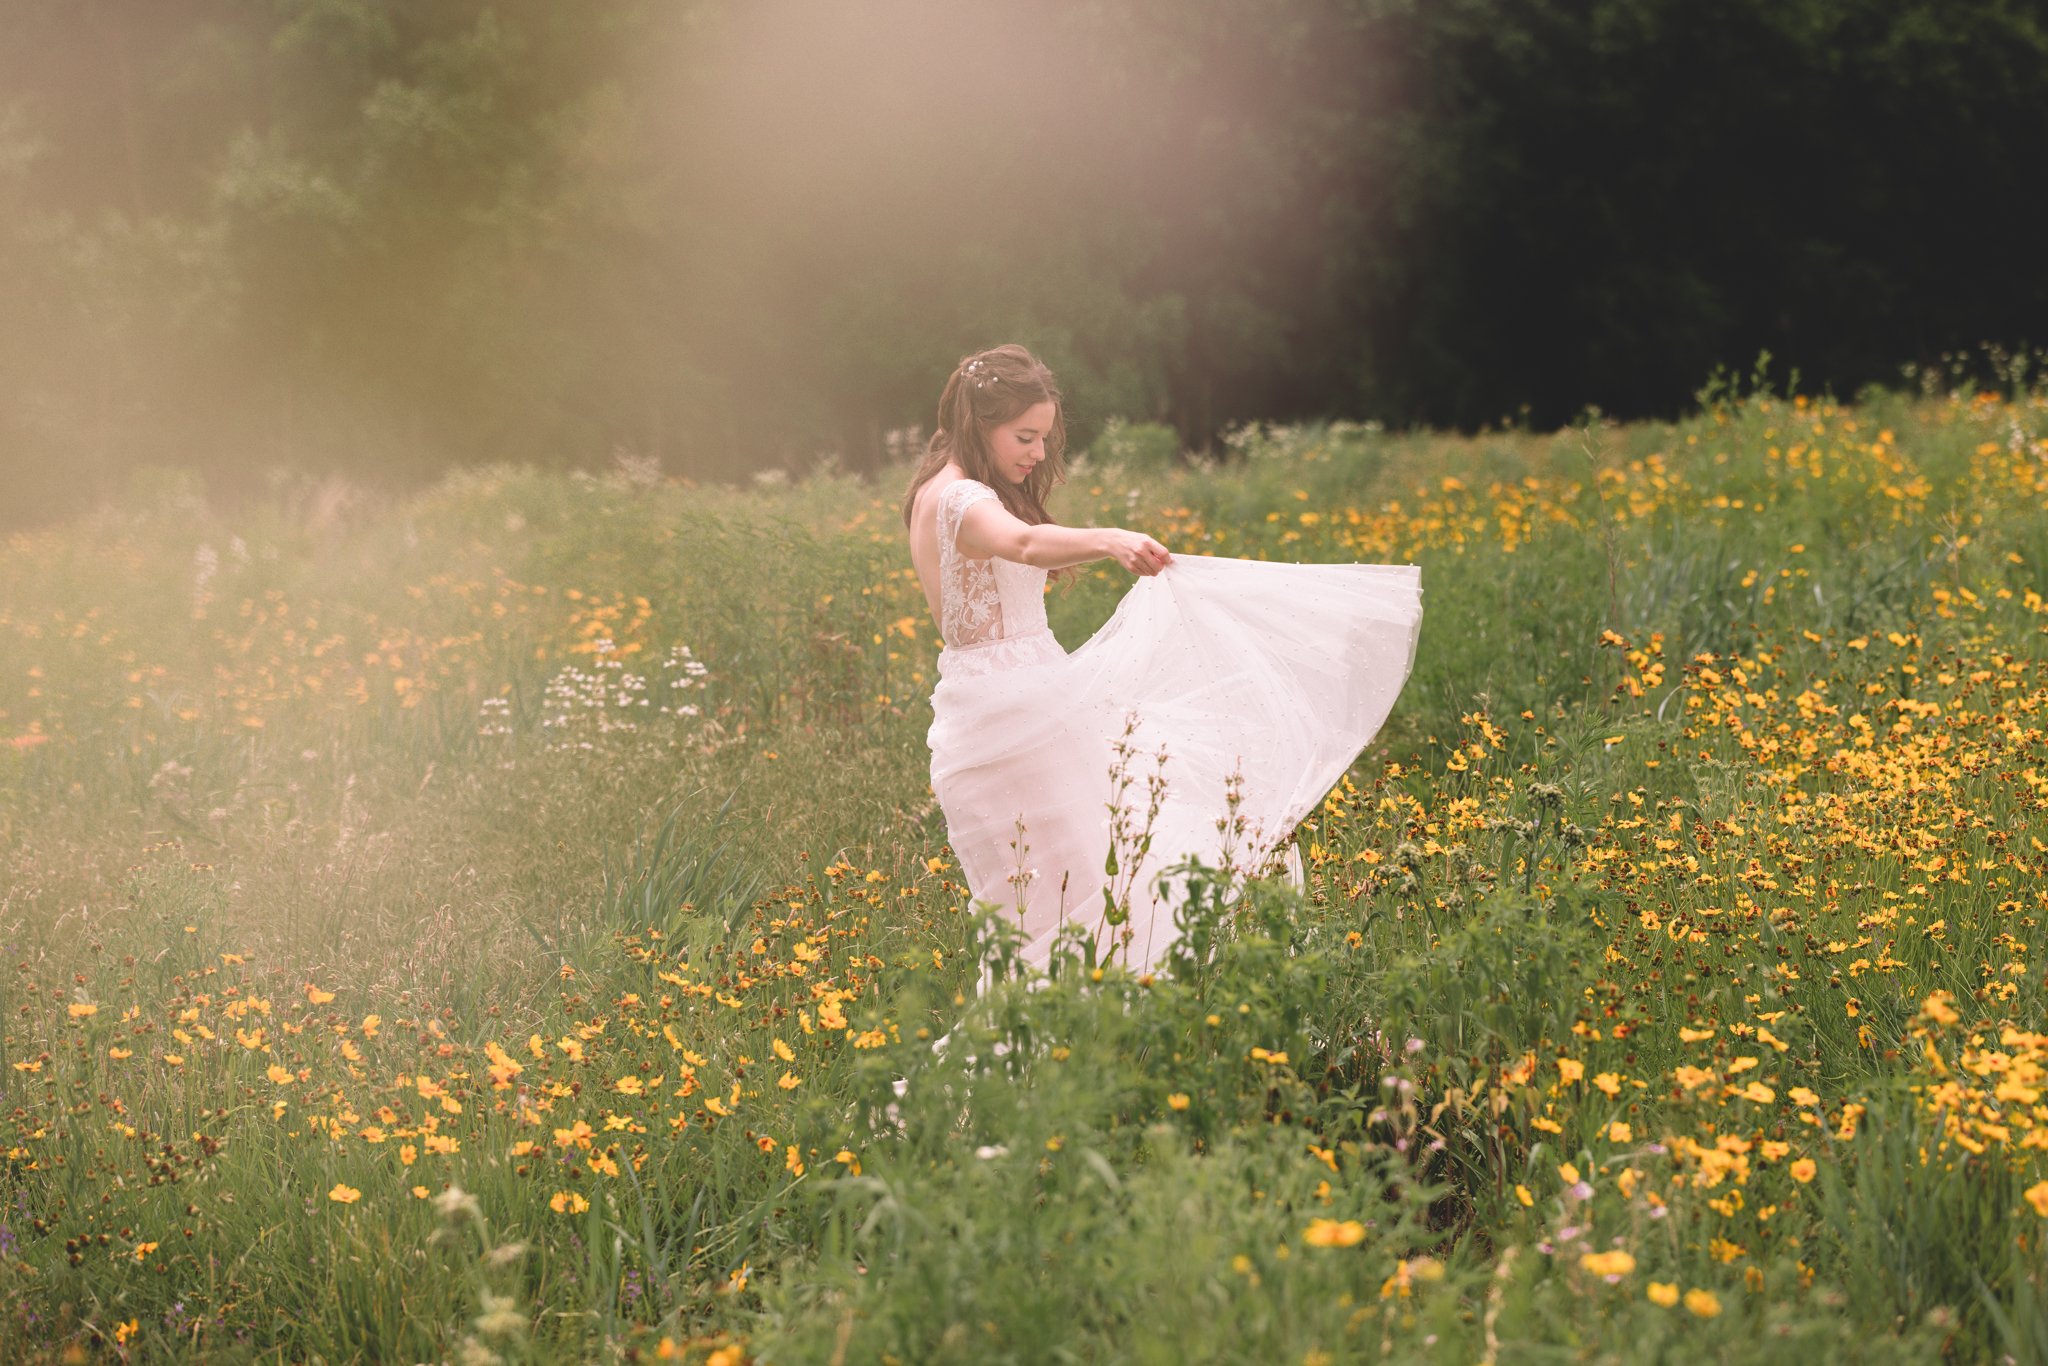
925, 476, 1422, 976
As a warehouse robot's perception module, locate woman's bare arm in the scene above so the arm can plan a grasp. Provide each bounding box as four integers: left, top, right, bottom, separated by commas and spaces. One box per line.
957, 497, 1171, 575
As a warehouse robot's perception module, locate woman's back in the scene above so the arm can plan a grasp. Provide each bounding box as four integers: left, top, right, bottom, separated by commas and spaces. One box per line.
911, 473, 1059, 674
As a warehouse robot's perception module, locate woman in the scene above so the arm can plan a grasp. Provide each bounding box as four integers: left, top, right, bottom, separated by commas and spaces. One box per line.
903, 344, 1421, 977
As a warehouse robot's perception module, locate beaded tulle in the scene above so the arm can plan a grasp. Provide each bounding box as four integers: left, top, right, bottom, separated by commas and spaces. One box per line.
925, 477, 1422, 976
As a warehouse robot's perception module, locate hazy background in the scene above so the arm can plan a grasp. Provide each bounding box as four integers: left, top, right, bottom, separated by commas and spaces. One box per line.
3, 0, 2045, 529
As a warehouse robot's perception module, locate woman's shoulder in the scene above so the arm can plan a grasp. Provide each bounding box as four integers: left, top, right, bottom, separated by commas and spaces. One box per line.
924, 470, 998, 509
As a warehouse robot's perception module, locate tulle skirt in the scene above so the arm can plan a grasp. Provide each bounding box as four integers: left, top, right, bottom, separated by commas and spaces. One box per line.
926, 554, 1422, 976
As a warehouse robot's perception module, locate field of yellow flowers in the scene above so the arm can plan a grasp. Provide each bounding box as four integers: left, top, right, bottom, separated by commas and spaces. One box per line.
3, 366, 2047, 1362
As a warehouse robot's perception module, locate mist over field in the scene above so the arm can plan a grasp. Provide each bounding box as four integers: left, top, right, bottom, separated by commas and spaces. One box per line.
4, 0, 2045, 528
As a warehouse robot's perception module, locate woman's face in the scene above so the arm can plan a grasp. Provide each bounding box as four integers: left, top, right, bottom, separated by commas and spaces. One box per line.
989, 401, 1057, 484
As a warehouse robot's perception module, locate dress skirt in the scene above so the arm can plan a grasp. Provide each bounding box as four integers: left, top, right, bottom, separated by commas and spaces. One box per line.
927, 554, 1422, 976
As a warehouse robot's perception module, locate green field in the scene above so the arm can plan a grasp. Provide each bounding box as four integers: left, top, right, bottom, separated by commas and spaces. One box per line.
4, 375, 2048, 1362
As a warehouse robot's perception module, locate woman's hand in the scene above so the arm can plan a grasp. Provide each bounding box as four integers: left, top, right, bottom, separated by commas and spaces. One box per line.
1104, 528, 1172, 576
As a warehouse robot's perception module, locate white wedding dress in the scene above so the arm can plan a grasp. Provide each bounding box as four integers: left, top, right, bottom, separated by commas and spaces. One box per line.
925, 477, 1422, 977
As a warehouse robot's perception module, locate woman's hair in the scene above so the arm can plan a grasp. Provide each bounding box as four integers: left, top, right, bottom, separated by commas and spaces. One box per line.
900, 343, 1069, 530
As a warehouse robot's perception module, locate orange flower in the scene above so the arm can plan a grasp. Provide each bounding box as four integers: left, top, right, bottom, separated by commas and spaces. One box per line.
1302, 1218, 1366, 1248
1580, 1250, 1635, 1278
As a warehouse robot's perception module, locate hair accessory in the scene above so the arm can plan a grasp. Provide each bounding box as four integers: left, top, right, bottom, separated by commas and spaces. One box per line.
962, 356, 999, 389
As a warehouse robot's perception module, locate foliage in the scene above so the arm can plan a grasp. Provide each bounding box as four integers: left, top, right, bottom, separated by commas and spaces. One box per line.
7, 3, 2048, 527
2, 377, 2047, 1358
1086, 417, 1184, 475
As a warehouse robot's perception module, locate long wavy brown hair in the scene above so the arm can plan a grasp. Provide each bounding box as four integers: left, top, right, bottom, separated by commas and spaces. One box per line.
899, 343, 1069, 531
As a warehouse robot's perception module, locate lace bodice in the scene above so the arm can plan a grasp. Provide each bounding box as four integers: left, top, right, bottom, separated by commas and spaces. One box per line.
934, 478, 1057, 676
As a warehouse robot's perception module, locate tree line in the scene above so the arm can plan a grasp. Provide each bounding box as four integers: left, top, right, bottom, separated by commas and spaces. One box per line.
3, 0, 2043, 526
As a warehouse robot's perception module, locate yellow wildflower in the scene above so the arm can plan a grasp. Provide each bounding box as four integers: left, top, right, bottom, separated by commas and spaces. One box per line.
1580, 1250, 1636, 1278
1302, 1218, 1366, 1248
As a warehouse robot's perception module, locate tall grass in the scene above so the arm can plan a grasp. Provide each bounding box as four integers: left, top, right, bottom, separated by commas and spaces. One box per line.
2, 370, 2045, 1360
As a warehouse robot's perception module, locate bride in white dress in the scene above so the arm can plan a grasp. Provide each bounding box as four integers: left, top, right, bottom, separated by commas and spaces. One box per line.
903, 344, 1422, 978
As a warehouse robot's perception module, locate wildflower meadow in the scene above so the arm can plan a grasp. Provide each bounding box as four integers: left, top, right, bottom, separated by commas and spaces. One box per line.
4, 360, 2048, 1362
